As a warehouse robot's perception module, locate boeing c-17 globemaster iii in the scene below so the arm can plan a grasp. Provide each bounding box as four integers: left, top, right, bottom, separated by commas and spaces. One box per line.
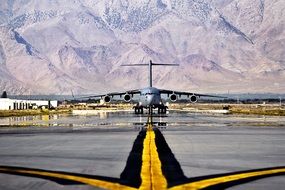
84, 60, 224, 114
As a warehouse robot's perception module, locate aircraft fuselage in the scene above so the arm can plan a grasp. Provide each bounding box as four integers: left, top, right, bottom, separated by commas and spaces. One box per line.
138, 87, 162, 108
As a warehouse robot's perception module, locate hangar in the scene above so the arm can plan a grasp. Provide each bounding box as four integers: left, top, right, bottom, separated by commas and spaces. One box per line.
0, 91, 58, 110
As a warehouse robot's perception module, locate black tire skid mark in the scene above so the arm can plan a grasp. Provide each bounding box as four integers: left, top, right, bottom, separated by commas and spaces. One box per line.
153, 128, 188, 188
119, 129, 146, 188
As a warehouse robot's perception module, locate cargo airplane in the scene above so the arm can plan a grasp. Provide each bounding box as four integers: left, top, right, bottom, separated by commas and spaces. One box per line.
83, 60, 224, 114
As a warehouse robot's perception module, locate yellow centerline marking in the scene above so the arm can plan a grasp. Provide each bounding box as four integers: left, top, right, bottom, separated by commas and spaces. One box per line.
170, 168, 285, 190
1, 116, 285, 190
0, 168, 135, 190
139, 124, 167, 190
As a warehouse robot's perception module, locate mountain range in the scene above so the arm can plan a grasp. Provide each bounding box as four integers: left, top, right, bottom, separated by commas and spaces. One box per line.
0, 0, 284, 95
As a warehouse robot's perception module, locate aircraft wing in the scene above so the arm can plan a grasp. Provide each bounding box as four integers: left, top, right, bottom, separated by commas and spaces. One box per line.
78, 89, 141, 99
159, 89, 226, 98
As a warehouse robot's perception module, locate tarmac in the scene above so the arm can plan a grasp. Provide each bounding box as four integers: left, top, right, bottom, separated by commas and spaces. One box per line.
0, 111, 285, 190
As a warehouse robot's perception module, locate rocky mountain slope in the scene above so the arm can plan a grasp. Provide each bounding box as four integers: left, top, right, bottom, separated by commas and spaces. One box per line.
0, 0, 284, 94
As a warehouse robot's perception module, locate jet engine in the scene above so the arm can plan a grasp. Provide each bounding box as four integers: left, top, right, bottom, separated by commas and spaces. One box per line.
103, 95, 111, 103
169, 94, 178, 102
189, 95, 198, 103
123, 94, 132, 102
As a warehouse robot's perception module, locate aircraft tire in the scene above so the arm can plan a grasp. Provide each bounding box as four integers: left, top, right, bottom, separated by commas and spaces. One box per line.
134, 107, 143, 114
158, 107, 167, 114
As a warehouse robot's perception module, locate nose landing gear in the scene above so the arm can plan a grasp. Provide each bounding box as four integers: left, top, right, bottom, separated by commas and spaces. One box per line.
134, 105, 168, 114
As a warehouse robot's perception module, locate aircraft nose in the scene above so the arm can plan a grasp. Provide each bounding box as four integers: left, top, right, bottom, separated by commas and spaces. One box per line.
147, 95, 156, 105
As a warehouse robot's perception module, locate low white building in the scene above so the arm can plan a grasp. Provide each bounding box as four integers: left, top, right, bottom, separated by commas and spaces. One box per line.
0, 98, 58, 110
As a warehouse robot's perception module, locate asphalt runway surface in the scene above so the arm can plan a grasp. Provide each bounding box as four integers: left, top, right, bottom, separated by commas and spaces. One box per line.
0, 111, 285, 189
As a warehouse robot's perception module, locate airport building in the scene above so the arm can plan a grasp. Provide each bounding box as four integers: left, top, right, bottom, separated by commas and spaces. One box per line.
0, 91, 58, 110
0, 98, 58, 110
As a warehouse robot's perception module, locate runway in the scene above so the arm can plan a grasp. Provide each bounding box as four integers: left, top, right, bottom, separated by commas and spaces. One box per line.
0, 111, 285, 189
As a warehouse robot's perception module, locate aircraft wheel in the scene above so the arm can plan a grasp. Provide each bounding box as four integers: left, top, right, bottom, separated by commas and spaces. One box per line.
159, 107, 167, 114
134, 107, 139, 114
135, 107, 143, 114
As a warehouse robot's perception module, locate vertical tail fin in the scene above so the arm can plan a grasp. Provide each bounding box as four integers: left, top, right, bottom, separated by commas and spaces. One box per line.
149, 60, 153, 87
121, 60, 179, 87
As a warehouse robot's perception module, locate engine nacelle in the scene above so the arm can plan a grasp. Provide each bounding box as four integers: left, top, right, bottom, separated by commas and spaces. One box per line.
123, 94, 132, 102
169, 94, 178, 102
103, 95, 111, 103
189, 95, 198, 103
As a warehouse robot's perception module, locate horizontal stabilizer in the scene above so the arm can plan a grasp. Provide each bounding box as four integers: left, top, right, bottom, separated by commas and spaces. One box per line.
121, 63, 179, 66
122, 60, 179, 87
121, 64, 149, 66
152, 63, 179, 66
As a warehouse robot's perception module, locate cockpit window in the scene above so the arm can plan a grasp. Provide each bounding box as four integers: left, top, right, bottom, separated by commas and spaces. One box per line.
141, 92, 159, 95
141, 89, 160, 96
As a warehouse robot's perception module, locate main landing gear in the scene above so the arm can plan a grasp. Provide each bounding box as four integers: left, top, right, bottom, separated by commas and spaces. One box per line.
134, 106, 144, 114
158, 105, 167, 114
